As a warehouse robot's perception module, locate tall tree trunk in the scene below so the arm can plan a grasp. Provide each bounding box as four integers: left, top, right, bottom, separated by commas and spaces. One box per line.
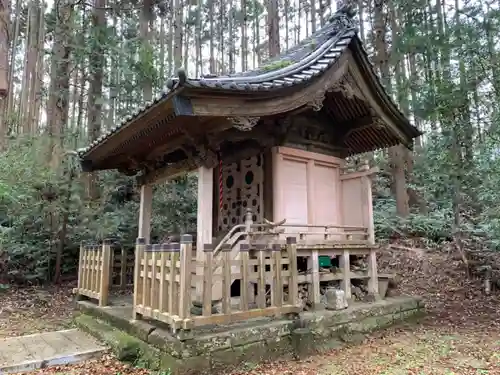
141, 0, 153, 100
0, 0, 9, 146
240, 0, 248, 71
0, 0, 8, 97
86, 0, 106, 200
267, 0, 280, 57
173, 0, 183, 71
46, 0, 73, 167
373, 0, 409, 217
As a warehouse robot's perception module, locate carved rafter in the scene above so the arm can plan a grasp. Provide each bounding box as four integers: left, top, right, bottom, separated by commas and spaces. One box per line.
327, 73, 364, 100
304, 71, 365, 112
227, 116, 260, 131
306, 92, 326, 111
338, 115, 377, 141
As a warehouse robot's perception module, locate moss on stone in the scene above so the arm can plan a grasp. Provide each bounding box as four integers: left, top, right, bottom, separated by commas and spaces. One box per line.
75, 314, 141, 361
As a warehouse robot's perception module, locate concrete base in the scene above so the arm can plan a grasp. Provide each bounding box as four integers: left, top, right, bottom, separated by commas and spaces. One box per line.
75, 296, 425, 374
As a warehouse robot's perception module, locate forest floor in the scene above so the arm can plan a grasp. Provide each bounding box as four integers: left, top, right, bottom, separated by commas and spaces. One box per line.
1, 240, 500, 375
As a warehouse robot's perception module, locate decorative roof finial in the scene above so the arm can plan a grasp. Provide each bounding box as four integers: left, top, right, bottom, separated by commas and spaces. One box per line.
337, 2, 356, 19
177, 68, 187, 85
328, 3, 356, 33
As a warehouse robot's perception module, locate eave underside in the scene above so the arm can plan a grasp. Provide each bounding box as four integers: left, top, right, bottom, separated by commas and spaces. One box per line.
80, 89, 412, 182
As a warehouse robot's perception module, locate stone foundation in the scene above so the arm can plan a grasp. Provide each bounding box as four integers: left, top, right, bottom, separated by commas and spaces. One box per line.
75, 296, 424, 374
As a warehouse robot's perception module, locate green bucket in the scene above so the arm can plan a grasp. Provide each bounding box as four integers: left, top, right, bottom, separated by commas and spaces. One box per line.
319, 256, 331, 268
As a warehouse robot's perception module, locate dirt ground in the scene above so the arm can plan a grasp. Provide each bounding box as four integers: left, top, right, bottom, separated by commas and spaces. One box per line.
0, 282, 75, 338
4, 241, 500, 375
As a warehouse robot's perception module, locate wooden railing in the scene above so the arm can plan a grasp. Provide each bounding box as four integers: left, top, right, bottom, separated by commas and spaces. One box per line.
133, 237, 193, 329
110, 246, 134, 288
133, 234, 301, 331
74, 241, 111, 306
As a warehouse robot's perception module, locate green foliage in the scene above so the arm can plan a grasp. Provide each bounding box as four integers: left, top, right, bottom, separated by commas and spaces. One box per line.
0, 137, 196, 283
261, 59, 293, 72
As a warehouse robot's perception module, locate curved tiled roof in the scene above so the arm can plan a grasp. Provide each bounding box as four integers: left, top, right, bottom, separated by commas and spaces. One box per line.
79, 6, 419, 159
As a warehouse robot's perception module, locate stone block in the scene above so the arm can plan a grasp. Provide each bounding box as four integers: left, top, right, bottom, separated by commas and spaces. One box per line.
148, 328, 185, 358
211, 341, 268, 372
324, 288, 348, 310
228, 320, 293, 347
265, 336, 294, 360
188, 332, 231, 355
399, 297, 420, 312
314, 336, 344, 353
291, 328, 314, 360
210, 348, 240, 372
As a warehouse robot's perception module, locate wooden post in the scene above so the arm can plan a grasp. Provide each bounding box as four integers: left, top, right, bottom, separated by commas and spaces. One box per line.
133, 238, 146, 320
77, 242, 84, 292
168, 243, 180, 315
306, 159, 322, 309
360, 161, 375, 245
138, 185, 153, 243
150, 244, 160, 314
272, 244, 283, 308
239, 243, 250, 310
196, 167, 213, 295
222, 244, 232, 315
243, 209, 255, 305
256, 243, 266, 309
340, 249, 352, 300
287, 237, 299, 306
120, 246, 127, 288
202, 244, 214, 316
158, 244, 169, 316
179, 234, 193, 320
368, 248, 380, 300
100, 240, 111, 306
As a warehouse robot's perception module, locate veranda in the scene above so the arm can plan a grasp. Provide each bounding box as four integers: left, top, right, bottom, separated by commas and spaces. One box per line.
73, 7, 420, 334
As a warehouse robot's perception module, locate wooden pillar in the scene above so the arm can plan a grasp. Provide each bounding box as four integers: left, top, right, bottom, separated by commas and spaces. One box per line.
196, 166, 213, 294
360, 162, 375, 245
340, 249, 352, 300
138, 184, 153, 243
367, 248, 380, 300
306, 159, 322, 309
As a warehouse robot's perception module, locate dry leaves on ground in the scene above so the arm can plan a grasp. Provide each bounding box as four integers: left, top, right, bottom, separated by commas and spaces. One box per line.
0, 282, 76, 338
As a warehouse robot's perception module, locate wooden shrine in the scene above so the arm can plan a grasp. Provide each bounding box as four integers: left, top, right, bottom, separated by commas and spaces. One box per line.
74, 6, 421, 330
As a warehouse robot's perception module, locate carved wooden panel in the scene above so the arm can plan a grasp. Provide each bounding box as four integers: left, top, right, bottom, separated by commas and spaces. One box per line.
218, 154, 264, 232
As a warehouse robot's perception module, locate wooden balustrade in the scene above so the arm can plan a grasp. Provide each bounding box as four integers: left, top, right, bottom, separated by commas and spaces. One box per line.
74, 241, 111, 306
132, 235, 301, 331
132, 236, 193, 329
110, 246, 134, 288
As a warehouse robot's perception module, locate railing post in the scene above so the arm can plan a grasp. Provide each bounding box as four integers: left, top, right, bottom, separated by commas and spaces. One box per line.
367, 248, 380, 300
340, 249, 352, 301
286, 237, 299, 307
202, 244, 214, 316
221, 244, 232, 315
133, 237, 145, 320
77, 242, 84, 292
239, 243, 250, 310
244, 208, 253, 237
100, 239, 111, 306
120, 246, 127, 288
179, 234, 193, 320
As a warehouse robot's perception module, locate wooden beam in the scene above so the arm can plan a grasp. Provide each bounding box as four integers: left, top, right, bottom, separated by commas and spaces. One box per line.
137, 159, 197, 185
